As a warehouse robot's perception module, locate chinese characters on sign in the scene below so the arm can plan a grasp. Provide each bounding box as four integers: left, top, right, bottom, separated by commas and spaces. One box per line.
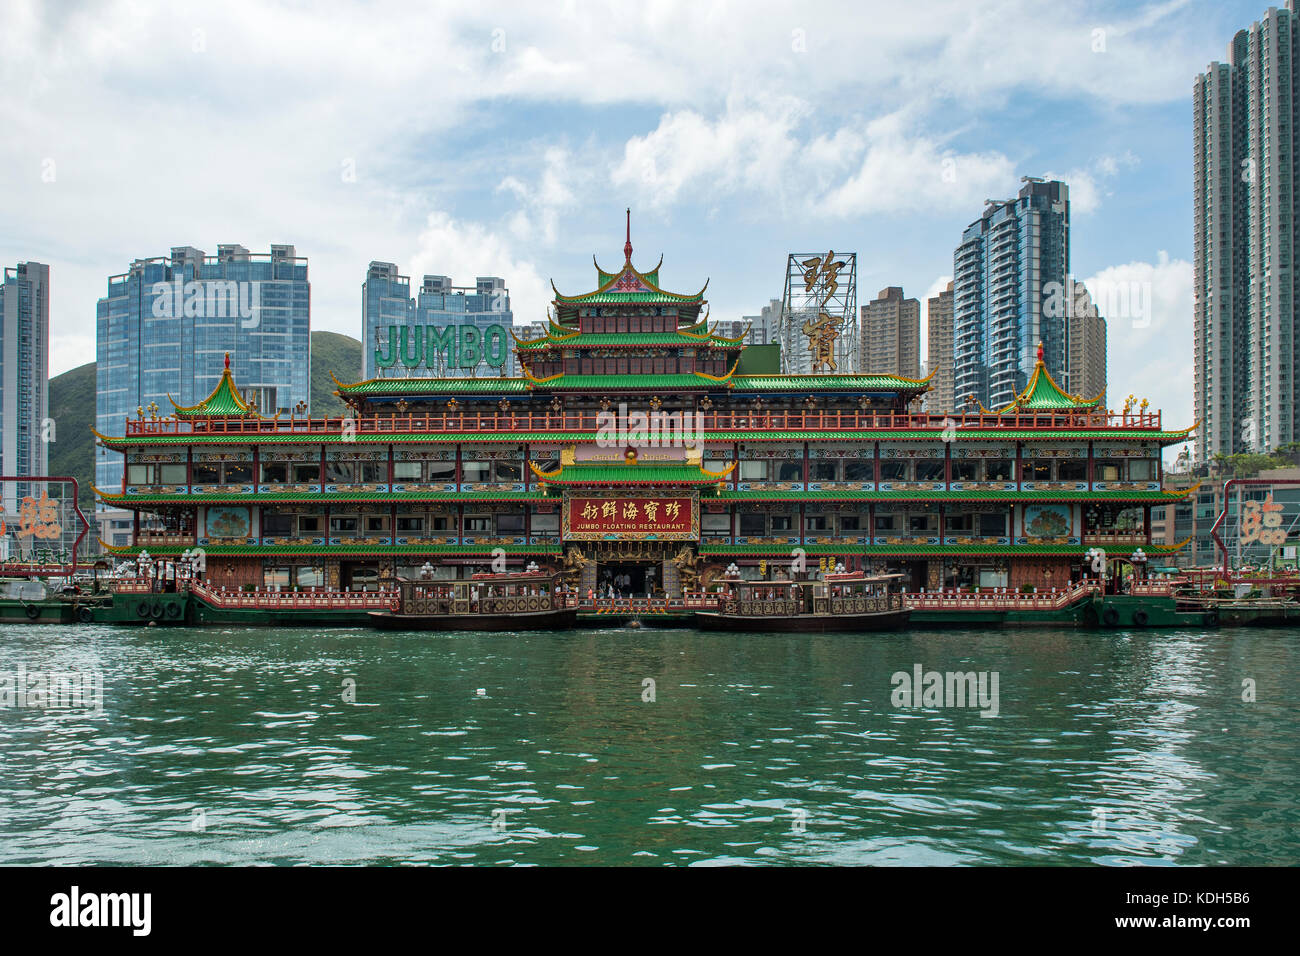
1241, 494, 1287, 547
565, 495, 697, 540
800, 251, 846, 372
0, 491, 63, 542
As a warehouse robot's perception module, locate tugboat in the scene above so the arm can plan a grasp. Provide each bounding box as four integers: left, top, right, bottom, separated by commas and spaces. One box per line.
694, 571, 911, 633
367, 570, 578, 631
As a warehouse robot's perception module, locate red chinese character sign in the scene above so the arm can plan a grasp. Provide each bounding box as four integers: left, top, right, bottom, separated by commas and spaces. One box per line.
563, 492, 698, 541
0, 476, 90, 575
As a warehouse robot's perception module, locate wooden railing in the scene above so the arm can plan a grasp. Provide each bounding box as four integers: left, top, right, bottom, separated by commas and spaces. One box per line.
122, 406, 1165, 438
904, 582, 1099, 611
190, 582, 398, 610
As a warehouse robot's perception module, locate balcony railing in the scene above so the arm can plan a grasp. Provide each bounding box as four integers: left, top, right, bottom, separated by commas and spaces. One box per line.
120, 406, 1166, 439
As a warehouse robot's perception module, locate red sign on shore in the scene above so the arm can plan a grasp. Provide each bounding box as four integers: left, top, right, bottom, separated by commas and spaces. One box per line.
564, 493, 698, 540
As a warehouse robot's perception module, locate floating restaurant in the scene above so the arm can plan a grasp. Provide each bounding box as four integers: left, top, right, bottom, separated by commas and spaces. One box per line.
90, 229, 1199, 626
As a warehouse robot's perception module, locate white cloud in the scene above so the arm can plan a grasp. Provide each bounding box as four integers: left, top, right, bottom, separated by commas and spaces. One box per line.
1082, 252, 1194, 440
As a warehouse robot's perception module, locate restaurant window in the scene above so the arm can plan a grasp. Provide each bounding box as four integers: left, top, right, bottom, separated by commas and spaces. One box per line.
495, 513, 525, 533
224, 463, 254, 484
393, 461, 423, 481
1023, 459, 1052, 481
295, 567, 325, 588
431, 515, 452, 531
909, 514, 937, 532
947, 514, 973, 532
875, 515, 896, 531
1094, 459, 1122, 482
777, 460, 804, 482
771, 514, 793, 532
357, 461, 385, 483
298, 516, 321, 535
984, 459, 1014, 481
879, 460, 907, 481
805, 514, 829, 532
329, 516, 358, 534
978, 513, 1007, 537
738, 514, 766, 535
264, 566, 291, 589
292, 463, 321, 483
702, 513, 731, 537
263, 513, 293, 536
951, 459, 978, 482
844, 459, 874, 482
1058, 458, 1088, 481
365, 516, 389, 533
492, 461, 523, 482
464, 515, 490, 532
1128, 459, 1158, 481
191, 463, 221, 484
396, 516, 424, 533
840, 515, 861, 532
461, 461, 491, 483
916, 459, 946, 482
325, 460, 356, 483
531, 512, 560, 533
739, 460, 769, 481
809, 461, 838, 481
427, 460, 457, 482
260, 462, 289, 483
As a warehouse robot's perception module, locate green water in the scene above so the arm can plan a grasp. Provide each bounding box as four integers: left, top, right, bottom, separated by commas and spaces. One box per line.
0, 623, 1296, 865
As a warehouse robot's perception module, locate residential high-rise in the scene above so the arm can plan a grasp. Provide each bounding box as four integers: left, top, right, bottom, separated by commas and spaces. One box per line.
739, 298, 782, 346
953, 178, 1070, 410
1065, 284, 1108, 403
95, 244, 310, 497
926, 281, 955, 413
0, 261, 50, 515
860, 287, 920, 378
1194, 1, 1300, 460
363, 267, 515, 379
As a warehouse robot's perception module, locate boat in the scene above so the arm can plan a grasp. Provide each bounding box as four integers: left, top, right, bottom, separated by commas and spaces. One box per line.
367, 570, 578, 631
694, 571, 912, 632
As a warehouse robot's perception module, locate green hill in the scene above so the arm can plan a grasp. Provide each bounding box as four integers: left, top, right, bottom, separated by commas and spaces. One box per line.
47, 331, 363, 514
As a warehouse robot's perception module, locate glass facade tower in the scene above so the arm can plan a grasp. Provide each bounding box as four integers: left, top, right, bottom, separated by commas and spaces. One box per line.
95, 244, 310, 498
0, 261, 50, 516
362, 264, 515, 379
952, 179, 1071, 411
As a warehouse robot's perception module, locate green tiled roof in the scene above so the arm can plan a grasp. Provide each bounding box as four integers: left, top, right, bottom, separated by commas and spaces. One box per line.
997, 357, 1102, 412
527, 373, 735, 391
730, 374, 930, 392
334, 377, 533, 396
713, 489, 1189, 502
95, 427, 1192, 447
98, 490, 550, 507
105, 543, 562, 557
171, 364, 257, 419
536, 463, 725, 486
701, 543, 1183, 556
515, 331, 743, 350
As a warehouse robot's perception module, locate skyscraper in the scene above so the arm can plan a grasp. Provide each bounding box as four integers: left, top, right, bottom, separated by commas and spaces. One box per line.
1065, 284, 1108, 403
860, 286, 921, 378
1194, 1, 1300, 460
952, 178, 1070, 410
0, 261, 50, 514
95, 244, 310, 497
926, 281, 955, 413
739, 298, 782, 346
363, 266, 515, 379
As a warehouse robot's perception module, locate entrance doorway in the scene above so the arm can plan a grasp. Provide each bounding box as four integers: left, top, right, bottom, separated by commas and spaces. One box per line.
597, 562, 659, 598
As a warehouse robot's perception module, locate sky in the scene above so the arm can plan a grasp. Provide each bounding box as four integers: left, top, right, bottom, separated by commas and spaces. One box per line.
0, 0, 1281, 444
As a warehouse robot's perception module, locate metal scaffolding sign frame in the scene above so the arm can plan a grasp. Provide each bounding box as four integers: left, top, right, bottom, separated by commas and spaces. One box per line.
778, 252, 857, 374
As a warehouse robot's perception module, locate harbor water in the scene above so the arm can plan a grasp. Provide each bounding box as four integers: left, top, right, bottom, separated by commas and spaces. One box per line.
0, 623, 1296, 865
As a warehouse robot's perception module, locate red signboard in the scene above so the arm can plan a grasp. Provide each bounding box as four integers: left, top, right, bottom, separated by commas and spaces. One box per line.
564, 493, 698, 540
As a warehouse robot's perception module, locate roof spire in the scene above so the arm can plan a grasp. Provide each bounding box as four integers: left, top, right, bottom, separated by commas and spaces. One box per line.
624, 207, 632, 263
224, 352, 231, 371
1036, 341, 1044, 364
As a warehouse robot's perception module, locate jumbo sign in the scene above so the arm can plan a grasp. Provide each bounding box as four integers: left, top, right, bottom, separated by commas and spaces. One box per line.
374, 324, 509, 371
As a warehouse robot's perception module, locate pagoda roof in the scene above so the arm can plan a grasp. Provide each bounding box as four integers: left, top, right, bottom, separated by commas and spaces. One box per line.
550, 218, 707, 322
730, 372, 933, 394
988, 344, 1103, 413
528, 459, 734, 487
512, 317, 744, 351
169, 355, 258, 419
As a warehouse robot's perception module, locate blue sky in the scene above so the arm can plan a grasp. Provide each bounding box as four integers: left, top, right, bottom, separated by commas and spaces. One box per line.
0, 0, 1283, 439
